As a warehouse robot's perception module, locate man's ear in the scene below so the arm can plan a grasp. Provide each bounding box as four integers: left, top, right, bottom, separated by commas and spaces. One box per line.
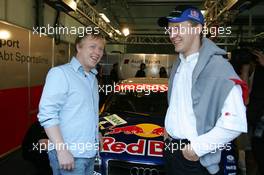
76, 43, 82, 53
196, 24, 203, 35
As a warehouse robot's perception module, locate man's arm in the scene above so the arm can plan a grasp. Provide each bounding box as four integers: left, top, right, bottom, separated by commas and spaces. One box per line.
184, 85, 247, 160
45, 125, 74, 171
38, 68, 74, 171
183, 126, 241, 161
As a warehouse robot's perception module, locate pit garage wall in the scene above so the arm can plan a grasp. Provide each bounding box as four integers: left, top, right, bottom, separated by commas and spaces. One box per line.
120, 54, 176, 78
0, 21, 71, 156
102, 53, 176, 79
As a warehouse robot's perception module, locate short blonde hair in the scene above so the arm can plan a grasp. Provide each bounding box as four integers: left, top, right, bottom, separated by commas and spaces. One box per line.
75, 31, 105, 52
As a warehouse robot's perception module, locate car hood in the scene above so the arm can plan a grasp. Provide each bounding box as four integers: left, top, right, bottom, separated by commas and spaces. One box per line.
99, 111, 164, 163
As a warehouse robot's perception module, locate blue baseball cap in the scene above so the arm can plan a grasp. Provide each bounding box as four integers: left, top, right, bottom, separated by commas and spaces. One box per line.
158, 5, 204, 27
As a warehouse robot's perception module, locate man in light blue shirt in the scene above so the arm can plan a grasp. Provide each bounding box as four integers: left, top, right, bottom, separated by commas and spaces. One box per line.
38, 32, 105, 175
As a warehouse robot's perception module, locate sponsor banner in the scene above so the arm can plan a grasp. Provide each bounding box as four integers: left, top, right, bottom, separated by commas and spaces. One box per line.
0, 20, 71, 156
29, 33, 52, 86
0, 21, 29, 89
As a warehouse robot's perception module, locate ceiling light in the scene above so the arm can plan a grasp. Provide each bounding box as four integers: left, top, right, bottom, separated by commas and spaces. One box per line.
99, 13, 110, 23
66, 0, 77, 11
115, 29, 122, 35
122, 28, 130, 36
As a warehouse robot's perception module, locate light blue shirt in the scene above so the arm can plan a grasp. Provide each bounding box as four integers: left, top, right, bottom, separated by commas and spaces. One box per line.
38, 57, 99, 158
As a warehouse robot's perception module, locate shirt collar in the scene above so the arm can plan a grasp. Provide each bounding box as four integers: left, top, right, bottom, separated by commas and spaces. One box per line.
179, 52, 199, 63
90, 68, 98, 75
70, 57, 98, 75
71, 57, 82, 72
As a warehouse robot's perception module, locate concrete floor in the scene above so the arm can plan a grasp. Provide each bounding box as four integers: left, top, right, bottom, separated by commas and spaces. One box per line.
0, 149, 38, 175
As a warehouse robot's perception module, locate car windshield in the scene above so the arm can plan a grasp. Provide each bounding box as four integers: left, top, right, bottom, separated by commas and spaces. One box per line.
104, 90, 168, 116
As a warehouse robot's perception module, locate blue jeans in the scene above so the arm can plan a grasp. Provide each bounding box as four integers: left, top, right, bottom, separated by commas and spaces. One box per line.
48, 150, 95, 175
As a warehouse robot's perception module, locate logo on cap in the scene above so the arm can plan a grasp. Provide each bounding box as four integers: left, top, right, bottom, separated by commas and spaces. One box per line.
190, 10, 199, 18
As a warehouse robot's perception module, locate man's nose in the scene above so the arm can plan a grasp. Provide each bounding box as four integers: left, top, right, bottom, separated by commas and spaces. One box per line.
94, 47, 101, 55
170, 28, 179, 38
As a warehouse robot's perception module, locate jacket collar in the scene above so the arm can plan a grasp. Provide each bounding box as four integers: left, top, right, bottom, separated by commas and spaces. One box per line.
192, 38, 226, 85
168, 38, 226, 101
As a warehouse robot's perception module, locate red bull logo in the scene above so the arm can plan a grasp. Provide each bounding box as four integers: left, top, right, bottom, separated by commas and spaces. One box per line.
105, 123, 164, 138
105, 125, 144, 135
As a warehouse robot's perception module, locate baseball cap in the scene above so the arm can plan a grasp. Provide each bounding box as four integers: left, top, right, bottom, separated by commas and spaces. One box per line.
158, 5, 204, 27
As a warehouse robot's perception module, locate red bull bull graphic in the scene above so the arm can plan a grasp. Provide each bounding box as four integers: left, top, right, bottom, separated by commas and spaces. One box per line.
105, 125, 144, 135
105, 123, 164, 138
150, 127, 164, 136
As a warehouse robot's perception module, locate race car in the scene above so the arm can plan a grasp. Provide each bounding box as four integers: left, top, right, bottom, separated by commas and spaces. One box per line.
94, 78, 237, 175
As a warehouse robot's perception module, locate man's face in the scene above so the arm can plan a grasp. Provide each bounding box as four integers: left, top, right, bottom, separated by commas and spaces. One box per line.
168, 21, 201, 55
76, 36, 105, 71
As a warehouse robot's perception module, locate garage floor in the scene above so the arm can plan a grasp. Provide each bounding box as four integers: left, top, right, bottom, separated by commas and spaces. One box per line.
0, 149, 39, 175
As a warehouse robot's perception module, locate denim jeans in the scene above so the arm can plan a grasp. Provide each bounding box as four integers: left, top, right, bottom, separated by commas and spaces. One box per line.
48, 150, 95, 175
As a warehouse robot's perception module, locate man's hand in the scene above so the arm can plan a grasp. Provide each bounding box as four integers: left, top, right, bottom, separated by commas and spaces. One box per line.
43, 126, 74, 170
182, 144, 199, 161
57, 150, 75, 171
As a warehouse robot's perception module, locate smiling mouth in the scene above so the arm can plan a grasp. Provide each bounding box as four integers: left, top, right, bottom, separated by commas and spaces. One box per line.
91, 56, 99, 63
173, 40, 182, 45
